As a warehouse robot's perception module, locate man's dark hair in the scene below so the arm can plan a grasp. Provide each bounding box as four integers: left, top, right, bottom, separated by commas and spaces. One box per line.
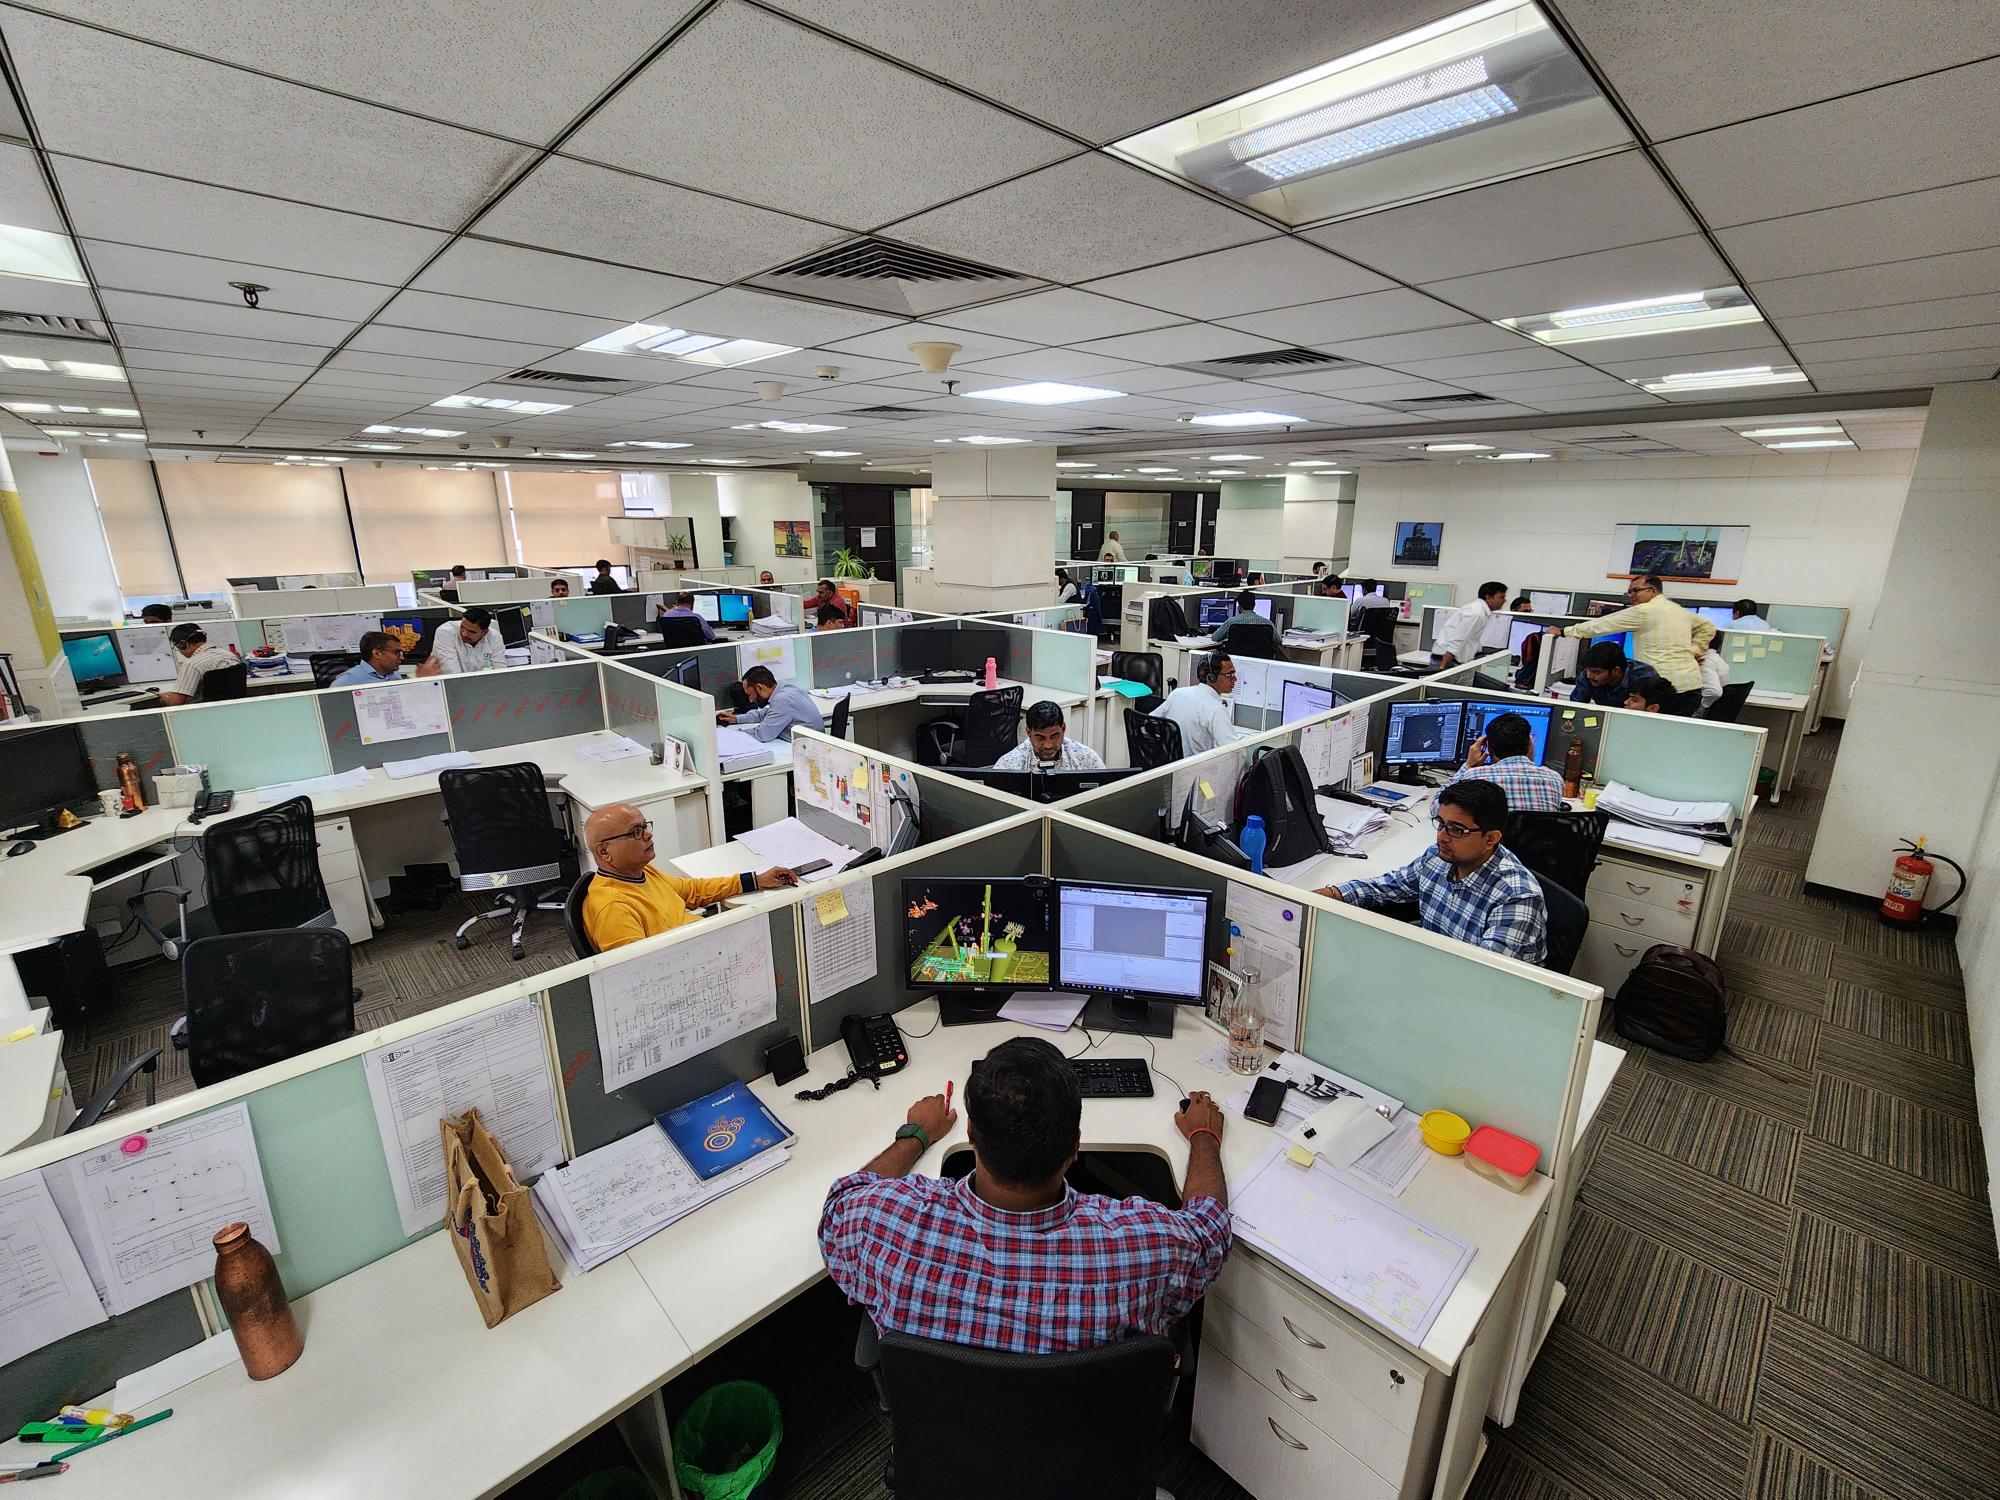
595, 558, 612, 571
461, 606, 492, 630
815, 604, 845, 626
1195, 650, 1232, 684
742, 665, 776, 690
1054, 567, 1070, 584
1640, 573, 1664, 591
450, 564, 468, 578
1361, 579, 1379, 592
1483, 712, 1534, 761
1438, 777, 1507, 831
1236, 590, 1257, 611
1024, 699, 1065, 732
1511, 595, 1533, 610
817, 578, 836, 593
1478, 580, 1508, 602
1733, 598, 1760, 617
676, 592, 697, 607
1631, 677, 1675, 708
967, 1036, 1081, 1186
1584, 640, 1628, 672
357, 630, 396, 659
140, 603, 172, 623
168, 623, 207, 648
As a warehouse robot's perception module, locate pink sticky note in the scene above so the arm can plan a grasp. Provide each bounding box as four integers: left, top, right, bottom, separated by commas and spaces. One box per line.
120, 1135, 147, 1156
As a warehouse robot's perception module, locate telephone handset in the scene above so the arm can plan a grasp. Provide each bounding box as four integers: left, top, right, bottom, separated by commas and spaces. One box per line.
842, 1013, 908, 1077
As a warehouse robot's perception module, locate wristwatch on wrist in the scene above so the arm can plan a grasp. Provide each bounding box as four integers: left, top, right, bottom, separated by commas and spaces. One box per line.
894, 1121, 931, 1152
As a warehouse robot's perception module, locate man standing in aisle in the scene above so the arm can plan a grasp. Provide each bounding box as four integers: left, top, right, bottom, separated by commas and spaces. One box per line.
1558, 574, 1712, 715
1151, 651, 1241, 755
1433, 580, 1508, 669
580, 803, 796, 951
717, 664, 824, 742
418, 607, 505, 675
1100, 531, 1128, 563
588, 559, 622, 595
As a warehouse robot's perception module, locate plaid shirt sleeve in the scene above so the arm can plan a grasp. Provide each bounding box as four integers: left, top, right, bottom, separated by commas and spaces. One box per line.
1144, 1194, 1233, 1326
1479, 878, 1548, 965
1340, 854, 1423, 910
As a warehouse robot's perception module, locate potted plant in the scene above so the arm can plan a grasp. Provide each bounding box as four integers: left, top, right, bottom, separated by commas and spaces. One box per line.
665, 530, 689, 570
831, 547, 871, 581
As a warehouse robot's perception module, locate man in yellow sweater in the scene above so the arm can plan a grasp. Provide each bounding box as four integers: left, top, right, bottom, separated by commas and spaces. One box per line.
581, 803, 797, 952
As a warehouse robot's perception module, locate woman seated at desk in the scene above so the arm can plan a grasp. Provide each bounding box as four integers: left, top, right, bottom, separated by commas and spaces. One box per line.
582, 803, 797, 951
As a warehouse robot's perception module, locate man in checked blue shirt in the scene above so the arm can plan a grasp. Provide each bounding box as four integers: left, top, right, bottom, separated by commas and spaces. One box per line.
1444, 712, 1566, 813
1316, 779, 1548, 965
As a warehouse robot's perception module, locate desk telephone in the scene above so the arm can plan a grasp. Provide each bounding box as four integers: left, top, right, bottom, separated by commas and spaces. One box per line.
841, 1013, 907, 1077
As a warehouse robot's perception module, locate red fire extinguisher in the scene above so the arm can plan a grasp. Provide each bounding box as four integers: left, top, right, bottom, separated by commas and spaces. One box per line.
1880, 837, 1966, 927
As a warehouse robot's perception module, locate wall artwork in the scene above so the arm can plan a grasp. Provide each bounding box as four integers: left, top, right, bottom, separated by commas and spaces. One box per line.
1392, 520, 1443, 567
1608, 523, 1750, 584
773, 520, 812, 559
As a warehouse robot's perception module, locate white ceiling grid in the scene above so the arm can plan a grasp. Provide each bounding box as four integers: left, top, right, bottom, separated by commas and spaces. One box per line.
0, 0, 1989, 475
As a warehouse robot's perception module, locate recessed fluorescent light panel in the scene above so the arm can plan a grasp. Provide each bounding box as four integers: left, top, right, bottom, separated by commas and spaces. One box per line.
1206, 468, 1247, 476
1287, 459, 1336, 467
1765, 438, 1854, 449
432, 395, 571, 415
606, 440, 693, 450
730, 420, 847, 434
1109, 1, 1628, 225
1422, 442, 1492, 452
1499, 285, 1763, 345
62, 362, 124, 381
546, 451, 598, 459
352, 442, 406, 451
0, 355, 50, 371
1187, 411, 1301, 428
1635, 365, 1808, 395
1136, 466, 1180, 474
1206, 453, 1263, 461
966, 382, 1126, 405
1054, 460, 1095, 468
1737, 424, 1841, 438
2, 401, 53, 412
576, 322, 798, 368
950, 435, 1032, 445
0, 224, 88, 284
806, 449, 862, 457
1486, 450, 1550, 460
364, 424, 465, 438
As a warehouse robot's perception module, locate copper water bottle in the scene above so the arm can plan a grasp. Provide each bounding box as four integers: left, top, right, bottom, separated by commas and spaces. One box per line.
213, 1223, 303, 1379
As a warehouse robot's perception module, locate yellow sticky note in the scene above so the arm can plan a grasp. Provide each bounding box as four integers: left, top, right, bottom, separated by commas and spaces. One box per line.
1752, 645, 1767, 658
1768, 639, 1784, 653
1199, 779, 1215, 800
1560, 709, 1576, 720
1731, 651, 1748, 664
1584, 716, 1598, 728
1285, 1145, 1316, 1169
815, 888, 848, 926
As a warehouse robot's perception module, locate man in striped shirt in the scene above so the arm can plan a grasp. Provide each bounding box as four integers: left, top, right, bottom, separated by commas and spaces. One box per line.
1445, 712, 1566, 812
818, 1036, 1231, 1355
1559, 574, 1713, 716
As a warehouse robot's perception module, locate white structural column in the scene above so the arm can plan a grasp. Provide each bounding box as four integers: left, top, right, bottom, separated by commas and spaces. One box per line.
0, 437, 76, 717
1283, 471, 1354, 571
911, 444, 1056, 613
623, 471, 726, 573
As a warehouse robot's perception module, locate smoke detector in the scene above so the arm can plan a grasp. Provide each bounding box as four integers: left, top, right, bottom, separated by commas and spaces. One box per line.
812, 365, 839, 381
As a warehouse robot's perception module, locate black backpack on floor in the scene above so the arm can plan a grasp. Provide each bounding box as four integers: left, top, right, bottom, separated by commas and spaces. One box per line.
1231, 745, 1333, 870
1613, 945, 1727, 1060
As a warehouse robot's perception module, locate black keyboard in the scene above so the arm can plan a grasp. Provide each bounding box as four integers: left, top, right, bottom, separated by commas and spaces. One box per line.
84, 688, 145, 702
1072, 1058, 1153, 1099
86, 844, 172, 882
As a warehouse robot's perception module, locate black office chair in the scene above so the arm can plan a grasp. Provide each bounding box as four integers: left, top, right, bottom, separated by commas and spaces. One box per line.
922, 686, 1023, 768
830, 694, 852, 742
1360, 608, 1398, 672
656, 615, 710, 648
872, 1331, 1176, 1499
1109, 650, 1164, 715
1502, 808, 1609, 901
1704, 680, 1754, 722
197, 662, 249, 701
1533, 872, 1588, 976
562, 871, 597, 959
439, 762, 569, 960
66, 1047, 161, 1131
130, 796, 338, 961
180, 928, 356, 1087
308, 651, 360, 688
1219, 619, 1280, 661
1124, 708, 1183, 770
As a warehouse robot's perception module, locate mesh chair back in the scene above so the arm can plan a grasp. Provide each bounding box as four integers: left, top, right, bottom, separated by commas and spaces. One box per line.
1705, 680, 1754, 722
1502, 808, 1609, 900
563, 872, 597, 958
877, 1331, 1173, 1500
198, 663, 249, 700
439, 762, 565, 886
309, 651, 361, 687
202, 796, 332, 932
1125, 708, 1183, 770
1360, 607, 1399, 670
830, 694, 852, 741
1223, 620, 1280, 660
1109, 651, 1164, 714
961, 686, 1024, 767
656, 615, 709, 647
1533, 871, 1588, 975
183, 928, 355, 1087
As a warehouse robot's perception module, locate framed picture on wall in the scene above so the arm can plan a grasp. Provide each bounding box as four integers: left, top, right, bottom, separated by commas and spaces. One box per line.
1393, 521, 1443, 567
1608, 523, 1748, 584
773, 520, 812, 558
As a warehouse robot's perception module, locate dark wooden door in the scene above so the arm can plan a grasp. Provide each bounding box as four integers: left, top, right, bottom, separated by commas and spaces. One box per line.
1069, 491, 1105, 559
1169, 492, 1199, 553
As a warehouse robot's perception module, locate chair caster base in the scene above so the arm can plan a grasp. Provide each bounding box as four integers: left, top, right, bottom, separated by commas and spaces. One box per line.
510, 945, 525, 961
454, 936, 470, 950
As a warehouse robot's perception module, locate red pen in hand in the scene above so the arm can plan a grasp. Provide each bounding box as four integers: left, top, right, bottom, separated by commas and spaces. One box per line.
945, 1080, 954, 1114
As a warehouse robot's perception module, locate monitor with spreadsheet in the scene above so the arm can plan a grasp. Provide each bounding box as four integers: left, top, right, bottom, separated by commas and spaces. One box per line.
692, 594, 721, 622
1057, 880, 1210, 1037
1383, 700, 1464, 769
1460, 701, 1555, 765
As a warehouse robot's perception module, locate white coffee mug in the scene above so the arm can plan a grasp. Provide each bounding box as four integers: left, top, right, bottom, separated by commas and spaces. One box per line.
98, 788, 123, 817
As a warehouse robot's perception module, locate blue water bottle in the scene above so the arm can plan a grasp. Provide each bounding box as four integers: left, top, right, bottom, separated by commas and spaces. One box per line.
1241, 814, 1267, 874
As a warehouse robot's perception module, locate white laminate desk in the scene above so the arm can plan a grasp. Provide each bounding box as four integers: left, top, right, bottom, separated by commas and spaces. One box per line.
0, 1013, 72, 1152
1281, 632, 1364, 670
1739, 689, 1810, 802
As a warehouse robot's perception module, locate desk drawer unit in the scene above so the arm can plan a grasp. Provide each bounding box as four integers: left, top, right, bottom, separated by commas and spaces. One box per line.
1586, 861, 1702, 927
1588, 885, 1697, 947
314, 817, 373, 944
1193, 1346, 1400, 1500
1577, 922, 1653, 995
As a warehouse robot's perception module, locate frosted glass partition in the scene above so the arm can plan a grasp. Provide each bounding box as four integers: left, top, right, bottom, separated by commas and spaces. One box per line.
1403, 580, 1456, 616
166, 694, 330, 790
1594, 711, 1764, 817
553, 597, 616, 637
1715, 631, 1824, 696
1030, 624, 1096, 694
1287, 594, 1350, 633
231, 584, 398, 620
656, 677, 721, 780
805, 627, 878, 688
1764, 603, 1845, 652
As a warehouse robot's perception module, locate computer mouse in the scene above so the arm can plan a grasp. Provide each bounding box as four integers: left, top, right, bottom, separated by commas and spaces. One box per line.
6, 840, 34, 857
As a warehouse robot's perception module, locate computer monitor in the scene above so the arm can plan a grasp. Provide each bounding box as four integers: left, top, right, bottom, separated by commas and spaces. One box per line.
1507, 618, 1545, 658
1198, 597, 1232, 628
903, 876, 1056, 1024
1597, 631, 1631, 658
61, 633, 124, 690
953, 767, 1041, 801
1057, 880, 1211, 1038
1460, 701, 1555, 765
0, 725, 100, 834
955, 626, 1009, 677
1527, 590, 1569, 615
692, 594, 721, 622
1691, 604, 1736, 631
1382, 700, 1465, 778
1037, 767, 1143, 800
380, 612, 443, 660
664, 656, 702, 689
1250, 598, 1275, 620
897, 626, 955, 676
494, 607, 529, 646
1574, 593, 1625, 616
716, 592, 752, 624
1279, 679, 1337, 724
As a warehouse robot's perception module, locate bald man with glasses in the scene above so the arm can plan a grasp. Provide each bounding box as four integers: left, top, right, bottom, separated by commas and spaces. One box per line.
580, 802, 797, 952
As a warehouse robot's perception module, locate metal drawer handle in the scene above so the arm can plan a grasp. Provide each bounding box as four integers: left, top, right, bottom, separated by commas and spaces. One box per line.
1267, 1417, 1308, 1451
1390, 1369, 1406, 1386
1614, 943, 1640, 958
1619, 913, 1647, 926
1280, 1316, 1326, 1349
1623, 881, 1652, 895
1274, 1368, 1317, 1402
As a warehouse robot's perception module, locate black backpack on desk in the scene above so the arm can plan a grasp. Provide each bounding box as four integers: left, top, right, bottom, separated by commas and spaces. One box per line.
1614, 945, 1727, 1060
1231, 745, 1333, 869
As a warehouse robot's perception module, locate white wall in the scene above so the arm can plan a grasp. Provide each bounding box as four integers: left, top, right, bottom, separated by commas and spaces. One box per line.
6, 443, 122, 619
715, 471, 818, 581
1349, 450, 1914, 717
1283, 472, 1354, 571
1214, 479, 1284, 563
1960, 759, 2000, 1242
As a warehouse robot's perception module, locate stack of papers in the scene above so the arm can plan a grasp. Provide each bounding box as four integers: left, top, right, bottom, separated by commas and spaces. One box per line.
750, 616, 797, 637
1594, 782, 1733, 843
715, 725, 775, 769
382, 750, 481, 780
1318, 798, 1390, 851
997, 992, 1088, 1032
532, 1127, 788, 1274
735, 816, 860, 879
577, 735, 651, 763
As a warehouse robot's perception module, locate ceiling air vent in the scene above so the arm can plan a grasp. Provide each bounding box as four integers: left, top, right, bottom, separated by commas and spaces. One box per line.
1172, 347, 1346, 380
747, 237, 1043, 318
839, 405, 930, 420
1062, 426, 1135, 435
0, 311, 112, 342
1387, 393, 1504, 410
493, 367, 657, 397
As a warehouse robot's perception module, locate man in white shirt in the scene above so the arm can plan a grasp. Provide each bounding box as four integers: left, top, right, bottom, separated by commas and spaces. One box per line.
1696, 643, 1730, 712
418, 607, 506, 676
991, 700, 1107, 772
156, 624, 239, 704
1099, 532, 1127, 563
1731, 599, 1775, 633
1151, 652, 1241, 756
1434, 581, 1509, 669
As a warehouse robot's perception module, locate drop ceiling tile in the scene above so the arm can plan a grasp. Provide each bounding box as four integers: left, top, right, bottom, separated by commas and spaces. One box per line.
1659, 60, 2000, 227
475, 157, 844, 284
936, 288, 1178, 345
0, 280, 100, 318
1811, 366, 1994, 391
1068, 324, 1275, 365
374, 290, 627, 349
98, 289, 354, 346
954, 349, 1150, 382
410, 239, 716, 321
1222, 289, 1469, 344
1752, 246, 2000, 319
1080, 239, 1394, 320
563, 1, 1075, 228
1797, 325, 2000, 363
1318, 324, 1538, 365
1777, 292, 2000, 343
1557, 0, 2000, 140
1307, 378, 1471, 402
1421, 237, 1736, 320
324, 349, 523, 384
3, 10, 532, 227
81, 240, 392, 322
111, 325, 334, 365
0, 143, 64, 234
1717, 175, 2000, 281
1462, 368, 1638, 395
25, 0, 690, 141
883, 155, 1268, 283
1394, 348, 1587, 379
1141, 377, 1313, 406
1802, 352, 2000, 380
645, 286, 902, 348
122, 350, 320, 381
1252, 363, 1410, 394
1524, 392, 1668, 410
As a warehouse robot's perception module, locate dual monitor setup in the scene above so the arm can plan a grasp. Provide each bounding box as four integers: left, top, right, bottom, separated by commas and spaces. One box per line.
686, 592, 752, 625
1381, 698, 1563, 779
1197, 596, 1279, 629
903, 876, 1209, 1038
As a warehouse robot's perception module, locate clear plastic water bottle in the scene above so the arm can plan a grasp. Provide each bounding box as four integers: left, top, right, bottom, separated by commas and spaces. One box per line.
1241, 814, 1267, 874
1226, 971, 1264, 1074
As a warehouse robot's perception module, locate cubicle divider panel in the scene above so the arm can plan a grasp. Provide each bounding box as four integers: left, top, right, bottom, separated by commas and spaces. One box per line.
1766, 604, 1845, 653
1403, 581, 1455, 616
552, 905, 804, 1157
0, 1290, 207, 1439
1594, 712, 1763, 817
656, 680, 720, 778
1303, 908, 1593, 1176
552, 598, 615, 638
911, 771, 1021, 839
608, 593, 656, 628
601, 661, 663, 748
806, 817, 1044, 1053
1289, 594, 1347, 634
1716, 631, 1823, 695
444, 661, 602, 752
78, 712, 173, 799
806, 627, 877, 689
319, 688, 454, 773
1030, 625, 1096, 696
167, 696, 331, 792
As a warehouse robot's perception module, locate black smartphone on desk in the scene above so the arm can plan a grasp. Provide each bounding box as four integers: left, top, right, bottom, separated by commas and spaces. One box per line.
842, 1013, 908, 1077
1244, 1075, 1289, 1125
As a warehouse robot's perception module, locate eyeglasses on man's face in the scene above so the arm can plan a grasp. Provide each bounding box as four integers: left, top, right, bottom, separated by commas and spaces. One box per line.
1432, 813, 1487, 839
600, 820, 653, 846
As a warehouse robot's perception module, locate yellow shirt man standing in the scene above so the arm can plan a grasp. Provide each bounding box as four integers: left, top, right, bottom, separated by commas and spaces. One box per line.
1561, 574, 1714, 714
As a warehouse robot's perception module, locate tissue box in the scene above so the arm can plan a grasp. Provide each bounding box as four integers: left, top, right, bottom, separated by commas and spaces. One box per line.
154, 769, 206, 808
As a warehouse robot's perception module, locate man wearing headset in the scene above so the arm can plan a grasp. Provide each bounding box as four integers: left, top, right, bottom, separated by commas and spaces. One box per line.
1149, 650, 1242, 755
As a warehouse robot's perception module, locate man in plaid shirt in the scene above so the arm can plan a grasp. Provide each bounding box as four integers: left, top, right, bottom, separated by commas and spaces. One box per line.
1444, 712, 1566, 813
1317, 779, 1548, 965
818, 1036, 1231, 1354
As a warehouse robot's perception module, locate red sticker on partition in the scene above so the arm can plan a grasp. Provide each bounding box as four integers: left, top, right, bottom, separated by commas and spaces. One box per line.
120, 1135, 147, 1155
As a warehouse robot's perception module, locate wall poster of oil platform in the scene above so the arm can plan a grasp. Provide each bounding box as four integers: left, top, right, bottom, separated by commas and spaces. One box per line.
1606, 523, 1750, 584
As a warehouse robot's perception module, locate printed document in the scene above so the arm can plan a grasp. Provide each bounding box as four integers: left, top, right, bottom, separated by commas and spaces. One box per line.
0, 1173, 106, 1365
590, 917, 777, 1088
803, 876, 877, 1004
352, 677, 449, 745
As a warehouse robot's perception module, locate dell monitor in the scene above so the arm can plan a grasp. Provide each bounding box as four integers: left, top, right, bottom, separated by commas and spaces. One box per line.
62, 633, 124, 691
692, 594, 722, 622
1279, 679, 1337, 724
0, 725, 100, 836
1460, 701, 1555, 765
1058, 880, 1211, 1038
1198, 597, 1233, 628
904, 876, 1055, 1025
1527, 590, 1570, 615
1691, 604, 1736, 631
1382, 700, 1465, 781
716, 592, 752, 624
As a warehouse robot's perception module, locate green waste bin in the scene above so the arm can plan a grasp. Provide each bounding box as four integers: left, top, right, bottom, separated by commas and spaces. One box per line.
673, 1381, 783, 1500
